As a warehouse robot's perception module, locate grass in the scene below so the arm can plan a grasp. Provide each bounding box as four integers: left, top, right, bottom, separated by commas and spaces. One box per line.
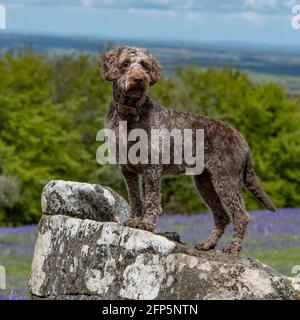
0, 228, 36, 299
0, 254, 32, 299
247, 247, 300, 277
248, 71, 300, 95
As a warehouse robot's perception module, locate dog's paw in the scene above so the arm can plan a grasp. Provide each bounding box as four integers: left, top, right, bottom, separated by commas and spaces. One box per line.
139, 221, 156, 232
123, 217, 156, 232
194, 240, 216, 251
222, 244, 241, 254
122, 217, 143, 229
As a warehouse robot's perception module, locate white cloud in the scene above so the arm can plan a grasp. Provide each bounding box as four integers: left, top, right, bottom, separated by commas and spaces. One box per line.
243, 0, 278, 11
226, 10, 285, 26
239, 11, 268, 25
1, 0, 297, 16
243, 0, 298, 13
127, 7, 176, 17
185, 11, 206, 23
81, 0, 94, 8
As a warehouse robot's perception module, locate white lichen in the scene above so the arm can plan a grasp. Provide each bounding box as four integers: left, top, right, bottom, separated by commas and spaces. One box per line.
241, 269, 274, 297
120, 254, 165, 300
81, 245, 89, 257
29, 230, 52, 296
97, 223, 175, 255
103, 188, 115, 207
85, 258, 116, 295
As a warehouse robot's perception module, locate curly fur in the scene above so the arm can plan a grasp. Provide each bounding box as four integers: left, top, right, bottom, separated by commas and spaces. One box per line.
99, 46, 276, 254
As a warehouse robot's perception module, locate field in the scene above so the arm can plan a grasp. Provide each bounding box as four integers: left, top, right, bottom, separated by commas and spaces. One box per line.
2, 33, 300, 93
0, 33, 299, 300
0, 208, 299, 300
248, 72, 300, 95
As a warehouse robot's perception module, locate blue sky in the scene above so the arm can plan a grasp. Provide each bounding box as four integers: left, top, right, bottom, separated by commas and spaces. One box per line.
1, 0, 300, 45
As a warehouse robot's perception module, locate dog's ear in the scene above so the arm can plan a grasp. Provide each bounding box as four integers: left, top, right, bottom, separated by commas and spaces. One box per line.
149, 55, 161, 86
99, 48, 122, 81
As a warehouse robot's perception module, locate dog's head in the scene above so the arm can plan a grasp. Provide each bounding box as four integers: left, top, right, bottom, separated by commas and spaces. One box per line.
99, 47, 161, 98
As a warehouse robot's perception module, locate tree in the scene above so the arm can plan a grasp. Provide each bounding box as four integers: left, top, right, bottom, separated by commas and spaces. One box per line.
0, 51, 299, 225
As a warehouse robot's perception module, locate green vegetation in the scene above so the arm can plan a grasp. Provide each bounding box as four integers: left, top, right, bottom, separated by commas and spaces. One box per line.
248, 71, 300, 96
248, 247, 300, 276
0, 253, 32, 298
0, 50, 300, 225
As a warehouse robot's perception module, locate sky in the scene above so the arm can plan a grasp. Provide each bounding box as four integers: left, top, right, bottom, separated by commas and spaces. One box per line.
1, 0, 300, 45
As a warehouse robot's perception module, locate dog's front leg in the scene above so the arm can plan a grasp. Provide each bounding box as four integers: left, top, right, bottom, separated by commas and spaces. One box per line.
121, 166, 144, 218
122, 165, 161, 232
142, 165, 162, 232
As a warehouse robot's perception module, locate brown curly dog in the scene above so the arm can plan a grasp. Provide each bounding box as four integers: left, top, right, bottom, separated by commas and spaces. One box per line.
99, 46, 276, 254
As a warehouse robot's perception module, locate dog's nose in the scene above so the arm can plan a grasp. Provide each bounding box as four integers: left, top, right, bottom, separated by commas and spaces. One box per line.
134, 77, 144, 84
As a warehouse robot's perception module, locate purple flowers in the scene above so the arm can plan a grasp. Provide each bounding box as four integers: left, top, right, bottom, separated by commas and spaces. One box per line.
0, 208, 299, 300
0, 225, 37, 300
0, 225, 37, 235
0, 294, 26, 300
158, 208, 300, 251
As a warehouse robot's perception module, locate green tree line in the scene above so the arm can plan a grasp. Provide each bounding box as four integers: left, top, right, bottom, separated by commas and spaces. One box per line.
0, 50, 299, 225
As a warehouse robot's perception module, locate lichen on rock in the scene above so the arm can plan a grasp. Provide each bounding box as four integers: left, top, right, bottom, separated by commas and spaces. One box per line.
41, 180, 130, 223
29, 180, 296, 300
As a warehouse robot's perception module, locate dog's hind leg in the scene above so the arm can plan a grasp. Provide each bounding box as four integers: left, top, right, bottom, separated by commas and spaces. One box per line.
210, 172, 250, 254
193, 170, 231, 251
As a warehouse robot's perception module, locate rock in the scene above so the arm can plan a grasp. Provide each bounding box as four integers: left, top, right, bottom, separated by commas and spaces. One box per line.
30, 180, 295, 300
41, 180, 130, 223
290, 277, 300, 300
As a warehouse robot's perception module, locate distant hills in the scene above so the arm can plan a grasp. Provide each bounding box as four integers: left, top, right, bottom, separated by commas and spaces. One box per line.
1, 33, 300, 93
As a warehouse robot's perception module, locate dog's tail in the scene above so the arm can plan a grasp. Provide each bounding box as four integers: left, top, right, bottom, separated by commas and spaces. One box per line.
243, 155, 277, 212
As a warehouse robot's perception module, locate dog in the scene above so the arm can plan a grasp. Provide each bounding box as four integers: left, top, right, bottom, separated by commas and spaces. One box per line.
99, 46, 276, 254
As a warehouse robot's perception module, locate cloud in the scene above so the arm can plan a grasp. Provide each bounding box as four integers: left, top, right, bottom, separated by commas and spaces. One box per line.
243, 0, 278, 11
225, 10, 285, 26
127, 7, 176, 17
1, 0, 297, 16
1, 0, 194, 11
237, 11, 267, 25
243, 0, 298, 13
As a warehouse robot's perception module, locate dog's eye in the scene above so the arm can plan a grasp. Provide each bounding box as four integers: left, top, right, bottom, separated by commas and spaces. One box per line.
141, 62, 150, 70
121, 61, 130, 68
